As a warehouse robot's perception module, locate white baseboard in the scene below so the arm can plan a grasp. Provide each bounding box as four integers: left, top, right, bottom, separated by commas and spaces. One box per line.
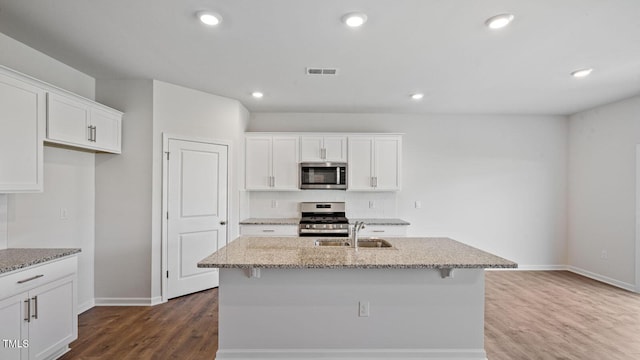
94, 296, 164, 306
78, 299, 95, 314
215, 348, 487, 360
567, 265, 637, 292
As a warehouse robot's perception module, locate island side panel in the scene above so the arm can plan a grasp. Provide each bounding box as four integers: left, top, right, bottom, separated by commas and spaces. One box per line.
217, 267, 487, 360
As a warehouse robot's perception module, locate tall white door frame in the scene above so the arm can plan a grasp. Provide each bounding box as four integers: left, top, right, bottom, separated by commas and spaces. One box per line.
161, 134, 231, 302
636, 144, 640, 293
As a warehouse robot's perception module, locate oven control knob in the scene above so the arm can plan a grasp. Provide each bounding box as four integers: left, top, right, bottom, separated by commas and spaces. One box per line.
305, 224, 310, 229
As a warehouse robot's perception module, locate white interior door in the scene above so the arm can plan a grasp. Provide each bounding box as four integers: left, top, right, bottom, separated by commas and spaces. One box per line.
167, 139, 228, 299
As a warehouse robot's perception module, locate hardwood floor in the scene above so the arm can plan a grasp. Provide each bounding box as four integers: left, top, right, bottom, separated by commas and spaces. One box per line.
485, 271, 640, 360
61, 271, 640, 360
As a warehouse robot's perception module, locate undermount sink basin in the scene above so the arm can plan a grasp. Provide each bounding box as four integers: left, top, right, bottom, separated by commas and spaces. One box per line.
314, 238, 393, 248
314, 239, 351, 247
357, 238, 393, 248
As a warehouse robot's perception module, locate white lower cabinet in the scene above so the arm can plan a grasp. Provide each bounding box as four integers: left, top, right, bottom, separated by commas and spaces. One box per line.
240, 225, 299, 236
358, 225, 408, 237
0, 257, 77, 360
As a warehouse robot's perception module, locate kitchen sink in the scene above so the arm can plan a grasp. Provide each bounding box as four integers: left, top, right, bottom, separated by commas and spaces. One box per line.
314, 238, 393, 248
357, 238, 393, 248
314, 239, 351, 247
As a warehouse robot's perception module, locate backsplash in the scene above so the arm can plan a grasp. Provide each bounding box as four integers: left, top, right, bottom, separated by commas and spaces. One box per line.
246, 191, 397, 219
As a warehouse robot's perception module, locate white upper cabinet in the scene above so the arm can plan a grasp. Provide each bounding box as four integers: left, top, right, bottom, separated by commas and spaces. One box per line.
300, 135, 347, 162
348, 135, 402, 191
0, 69, 45, 193
245, 135, 299, 191
46, 92, 122, 153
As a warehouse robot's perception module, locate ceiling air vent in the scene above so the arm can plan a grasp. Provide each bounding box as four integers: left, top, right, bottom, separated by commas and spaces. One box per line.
306, 67, 339, 75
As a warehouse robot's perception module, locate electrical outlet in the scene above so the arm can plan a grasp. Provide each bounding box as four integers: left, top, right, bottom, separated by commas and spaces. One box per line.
358, 301, 370, 317
59, 208, 68, 220
415, 201, 422, 209
271, 200, 278, 208
600, 250, 608, 260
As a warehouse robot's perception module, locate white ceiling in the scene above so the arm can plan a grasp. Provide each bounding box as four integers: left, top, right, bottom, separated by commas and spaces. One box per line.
1, 0, 639, 115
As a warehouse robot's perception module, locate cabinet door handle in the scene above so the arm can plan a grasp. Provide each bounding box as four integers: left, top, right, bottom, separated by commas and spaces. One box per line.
17, 274, 44, 284
87, 125, 93, 141
373, 177, 378, 188
24, 299, 30, 322
31, 296, 38, 319
220, 221, 227, 225
93, 126, 97, 142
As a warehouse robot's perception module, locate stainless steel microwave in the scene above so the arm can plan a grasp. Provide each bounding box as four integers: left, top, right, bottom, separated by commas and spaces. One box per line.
299, 162, 347, 190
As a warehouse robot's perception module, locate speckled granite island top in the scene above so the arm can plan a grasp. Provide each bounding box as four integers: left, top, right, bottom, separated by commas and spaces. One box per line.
0, 248, 81, 274
198, 236, 516, 269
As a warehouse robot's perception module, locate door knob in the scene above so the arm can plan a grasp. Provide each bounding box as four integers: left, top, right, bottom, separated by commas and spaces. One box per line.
220, 221, 227, 225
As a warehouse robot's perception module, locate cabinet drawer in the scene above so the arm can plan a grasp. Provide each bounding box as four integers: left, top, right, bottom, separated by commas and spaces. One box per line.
0, 256, 77, 301
358, 225, 407, 237
240, 225, 299, 236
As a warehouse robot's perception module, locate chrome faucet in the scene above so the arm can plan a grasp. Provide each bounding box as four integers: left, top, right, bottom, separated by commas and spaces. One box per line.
352, 221, 366, 251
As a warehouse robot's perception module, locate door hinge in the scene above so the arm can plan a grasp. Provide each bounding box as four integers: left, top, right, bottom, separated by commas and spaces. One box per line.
166, 271, 169, 278
165, 151, 170, 160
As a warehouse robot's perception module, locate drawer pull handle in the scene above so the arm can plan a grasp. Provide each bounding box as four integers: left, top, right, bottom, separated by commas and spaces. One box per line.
32, 296, 38, 319
17, 274, 44, 284
372, 230, 385, 233
24, 299, 30, 322
262, 229, 275, 233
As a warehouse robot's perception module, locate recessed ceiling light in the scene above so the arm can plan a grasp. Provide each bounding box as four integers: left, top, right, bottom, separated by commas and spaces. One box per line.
342, 12, 367, 27
251, 91, 264, 99
411, 93, 424, 100
197, 11, 222, 26
571, 68, 593, 78
485, 13, 514, 29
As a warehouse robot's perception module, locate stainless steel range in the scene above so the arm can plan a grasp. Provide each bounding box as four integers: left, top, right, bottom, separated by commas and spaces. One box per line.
299, 202, 349, 237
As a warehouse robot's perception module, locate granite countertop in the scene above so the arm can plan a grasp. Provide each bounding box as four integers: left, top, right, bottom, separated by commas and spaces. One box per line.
198, 237, 516, 270
0, 248, 81, 275
240, 218, 300, 225
350, 218, 410, 225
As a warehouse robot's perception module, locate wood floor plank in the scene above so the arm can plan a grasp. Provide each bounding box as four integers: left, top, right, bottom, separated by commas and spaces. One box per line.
60, 271, 640, 359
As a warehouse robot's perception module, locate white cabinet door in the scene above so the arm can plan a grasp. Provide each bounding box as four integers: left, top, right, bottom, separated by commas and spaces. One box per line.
245, 136, 272, 190
28, 276, 76, 360
0, 71, 45, 193
323, 136, 347, 162
374, 136, 402, 191
0, 293, 28, 360
46, 92, 122, 154
272, 136, 299, 190
348, 135, 401, 191
245, 135, 298, 190
240, 225, 299, 236
46, 92, 91, 147
300, 135, 346, 162
347, 137, 375, 190
90, 107, 121, 153
299, 136, 324, 162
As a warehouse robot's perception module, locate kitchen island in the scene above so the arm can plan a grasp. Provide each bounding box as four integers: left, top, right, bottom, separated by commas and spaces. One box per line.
198, 237, 516, 360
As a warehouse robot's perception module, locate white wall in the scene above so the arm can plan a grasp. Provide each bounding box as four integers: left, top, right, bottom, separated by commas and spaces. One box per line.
91, 79, 248, 303
568, 95, 640, 290
94, 79, 154, 303
0, 32, 96, 311
152, 80, 249, 299
249, 113, 569, 268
